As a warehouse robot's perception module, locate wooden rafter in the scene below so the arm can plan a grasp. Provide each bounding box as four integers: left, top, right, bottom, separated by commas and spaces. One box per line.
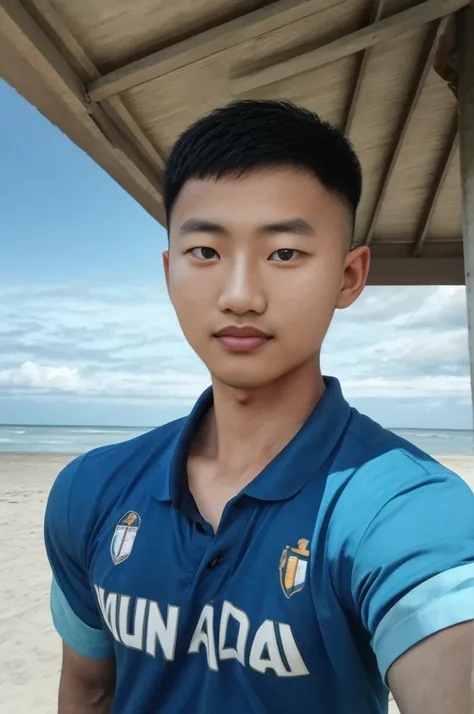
412, 123, 459, 257
22, 0, 165, 173
0, 0, 165, 220
86, 0, 328, 103
368, 257, 463, 285
0, 0, 84, 101
344, 0, 386, 137
364, 18, 449, 247
233, 0, 470, 93
458, 5, 474, 304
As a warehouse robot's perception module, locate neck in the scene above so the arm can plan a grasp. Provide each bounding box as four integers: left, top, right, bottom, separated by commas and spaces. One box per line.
195, 359, 325, 472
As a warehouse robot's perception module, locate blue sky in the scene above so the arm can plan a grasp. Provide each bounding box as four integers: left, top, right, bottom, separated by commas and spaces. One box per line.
0, 80, 471, 429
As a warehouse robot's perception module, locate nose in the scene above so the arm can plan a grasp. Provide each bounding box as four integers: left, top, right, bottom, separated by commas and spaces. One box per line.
217, 257, 267, 316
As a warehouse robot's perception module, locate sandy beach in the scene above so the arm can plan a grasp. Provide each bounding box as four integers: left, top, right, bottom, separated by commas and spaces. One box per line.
0, 453, 473, 713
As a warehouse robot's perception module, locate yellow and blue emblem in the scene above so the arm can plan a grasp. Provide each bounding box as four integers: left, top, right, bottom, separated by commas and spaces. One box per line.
279, 538, 310, 598
110, 511, 141, 565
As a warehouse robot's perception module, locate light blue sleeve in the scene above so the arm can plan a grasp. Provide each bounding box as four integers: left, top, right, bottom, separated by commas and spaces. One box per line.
351, 464, 474, 679
329, 453, 474, 681
372, 563, 474, 678
51, 577, 113, 660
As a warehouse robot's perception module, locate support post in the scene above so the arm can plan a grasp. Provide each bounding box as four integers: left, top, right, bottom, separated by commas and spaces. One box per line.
458, 3, 474, 421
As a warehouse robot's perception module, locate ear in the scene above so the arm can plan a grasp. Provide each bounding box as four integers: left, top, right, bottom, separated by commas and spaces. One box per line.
162, 250, 170, 294
336, 246, 371, 310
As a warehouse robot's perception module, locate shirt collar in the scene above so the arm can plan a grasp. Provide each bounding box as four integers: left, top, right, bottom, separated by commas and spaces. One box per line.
244, 376, 351, 501
152, 377, 351, 504
151, 387, 213, 503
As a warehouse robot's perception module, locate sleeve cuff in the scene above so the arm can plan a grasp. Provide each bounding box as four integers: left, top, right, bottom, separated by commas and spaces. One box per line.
372, 562, 474, 680
50, 578, 113, 660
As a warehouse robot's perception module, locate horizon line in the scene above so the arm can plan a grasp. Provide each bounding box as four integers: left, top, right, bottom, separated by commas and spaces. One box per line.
0, 423, 471, 433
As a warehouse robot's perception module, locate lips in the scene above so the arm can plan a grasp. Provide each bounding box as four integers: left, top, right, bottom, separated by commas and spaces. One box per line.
215, 326, 270, 339
214, 325, 272, 353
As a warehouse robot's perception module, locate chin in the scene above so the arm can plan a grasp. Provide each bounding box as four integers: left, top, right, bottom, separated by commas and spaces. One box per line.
210, 364, 287, 391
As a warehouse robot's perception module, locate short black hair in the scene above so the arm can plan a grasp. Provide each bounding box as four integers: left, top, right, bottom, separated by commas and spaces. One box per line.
164, 100, 362, 226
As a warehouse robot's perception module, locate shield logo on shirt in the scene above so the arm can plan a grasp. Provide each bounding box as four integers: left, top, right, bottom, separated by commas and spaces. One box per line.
110, 511, 141, 565
279, 538, 310, 598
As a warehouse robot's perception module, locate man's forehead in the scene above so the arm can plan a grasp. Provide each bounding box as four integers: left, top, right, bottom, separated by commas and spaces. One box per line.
175, 166, 324, 197
169, 168, 352, 233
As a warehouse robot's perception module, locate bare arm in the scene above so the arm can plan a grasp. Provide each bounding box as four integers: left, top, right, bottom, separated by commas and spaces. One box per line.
387, 621, 474, 714
58, 643, 116, 714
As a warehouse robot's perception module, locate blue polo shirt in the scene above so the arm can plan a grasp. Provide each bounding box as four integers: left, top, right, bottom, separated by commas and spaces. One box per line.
44, 377, 474, 714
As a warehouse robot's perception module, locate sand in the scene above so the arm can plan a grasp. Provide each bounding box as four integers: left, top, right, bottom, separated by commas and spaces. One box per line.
0, 453, 473, 713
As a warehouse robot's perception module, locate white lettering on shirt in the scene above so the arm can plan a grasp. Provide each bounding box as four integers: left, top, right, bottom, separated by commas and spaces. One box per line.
188, 603, 218, 671
94, 587, 309, 677
95, 586, 120, 643
118, 595, 147, 650
146, 601, 179, 661
219, 600, 249, 666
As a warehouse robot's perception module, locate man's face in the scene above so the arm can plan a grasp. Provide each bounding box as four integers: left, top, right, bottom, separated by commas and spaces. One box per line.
164, 167, 369, 390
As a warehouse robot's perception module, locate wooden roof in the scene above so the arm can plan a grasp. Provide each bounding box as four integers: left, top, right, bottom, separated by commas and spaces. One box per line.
0, 0, 470, 284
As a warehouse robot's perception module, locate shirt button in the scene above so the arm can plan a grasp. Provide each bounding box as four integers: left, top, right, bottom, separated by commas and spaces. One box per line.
207, 556, 221, 569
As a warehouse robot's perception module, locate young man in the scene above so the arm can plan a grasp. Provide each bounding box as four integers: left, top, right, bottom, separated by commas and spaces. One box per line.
45, 100, 474, 714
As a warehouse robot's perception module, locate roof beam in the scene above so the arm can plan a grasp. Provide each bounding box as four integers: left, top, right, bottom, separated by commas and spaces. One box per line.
364, 18, 449, 246
101, 97, 165, 174
0, 0, 84, 101
458, 3, 474, 409
344, 0, 386, 137
20, 0, 165, 173
234, 0, 470, 93
0, 0, 165, 220
87, 0, 331, 103
412, 122, 459, 257
368, 257, 464, 285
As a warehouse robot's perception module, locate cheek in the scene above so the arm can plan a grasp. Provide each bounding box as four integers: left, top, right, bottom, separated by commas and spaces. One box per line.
274, 270, 339, 340
279, 268, 339, 313
167, 263, 214, 335
168, 258, 195, 300
170, 288, 199, 333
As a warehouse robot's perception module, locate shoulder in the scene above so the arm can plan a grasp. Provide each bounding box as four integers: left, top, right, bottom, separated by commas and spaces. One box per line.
325, 409, 474, 551
51, 417, 184, 497
345, 408, 465, 494
46, 417, 186, 546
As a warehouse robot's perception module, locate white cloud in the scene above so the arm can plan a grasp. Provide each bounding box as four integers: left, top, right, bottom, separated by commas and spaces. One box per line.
0, 283, 470, 426
10, 361, 206, 399
392, 286, 466, 330
0, 361, 87, 392
0, 359, 210, 401
342, 375, 469, 399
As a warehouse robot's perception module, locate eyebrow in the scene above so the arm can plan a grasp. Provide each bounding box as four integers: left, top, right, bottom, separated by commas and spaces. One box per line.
177, 217, 315, 238
177, 219, 229, 237
256, 218, 315, 237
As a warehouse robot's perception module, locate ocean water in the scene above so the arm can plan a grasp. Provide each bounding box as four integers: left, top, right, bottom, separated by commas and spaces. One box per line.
0, 424, 472, 456
391, 428, 473, 456
0, 425, 150, 454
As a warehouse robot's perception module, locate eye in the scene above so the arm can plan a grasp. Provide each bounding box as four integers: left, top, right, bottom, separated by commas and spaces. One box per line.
190, 247, 220, 261
269, 249, 300, 263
